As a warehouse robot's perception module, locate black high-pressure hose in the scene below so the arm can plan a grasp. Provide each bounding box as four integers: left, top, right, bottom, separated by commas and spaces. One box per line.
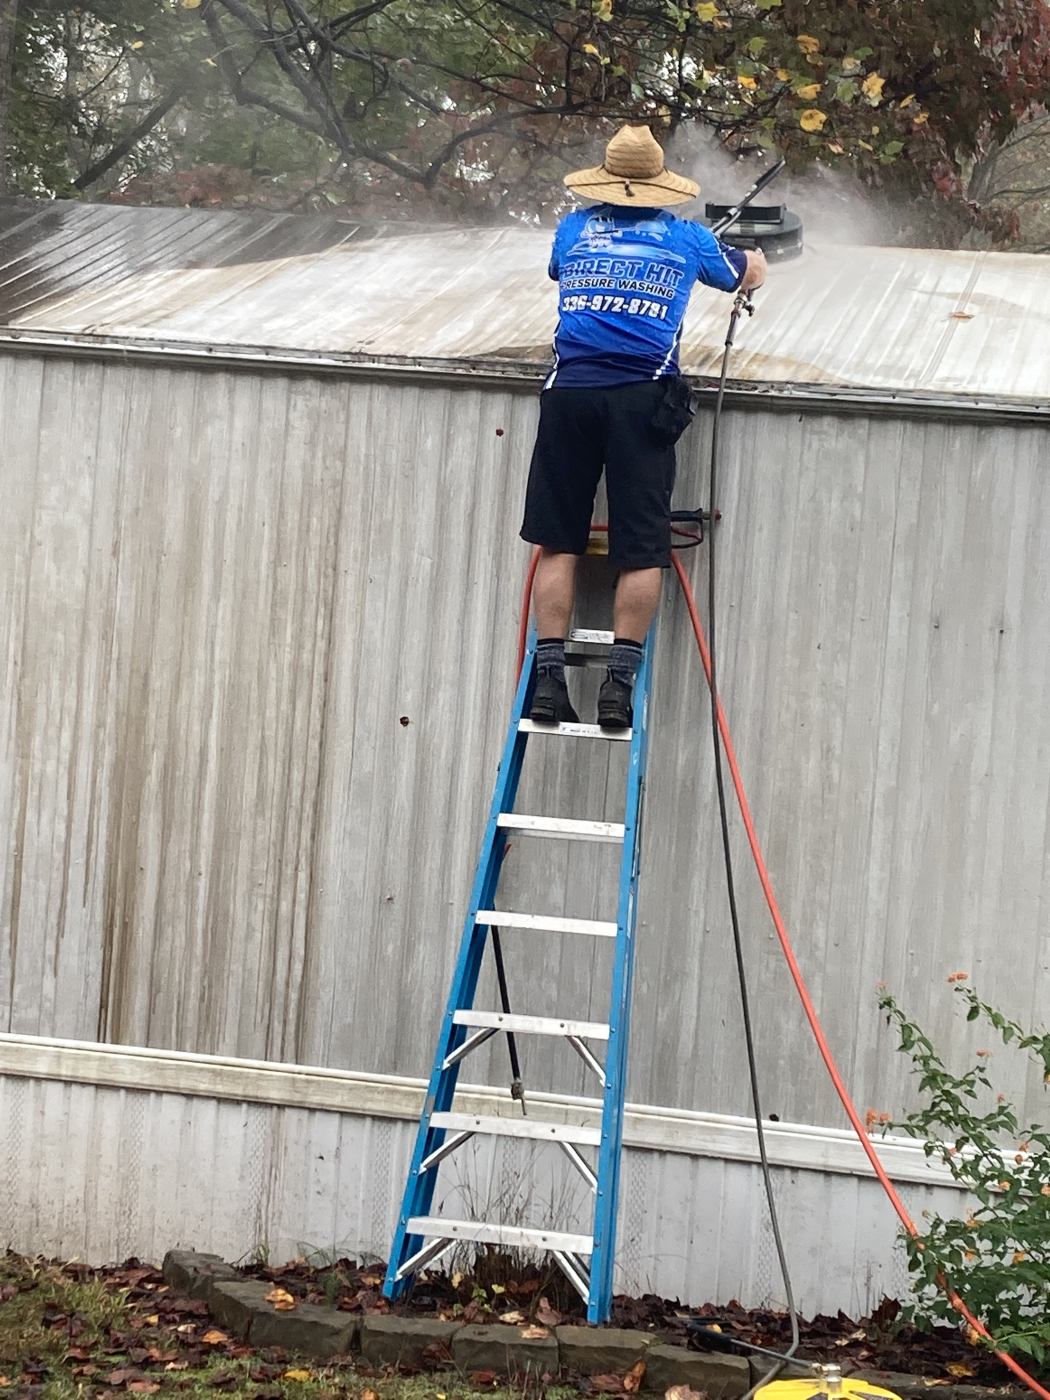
693, 167, 802, 1393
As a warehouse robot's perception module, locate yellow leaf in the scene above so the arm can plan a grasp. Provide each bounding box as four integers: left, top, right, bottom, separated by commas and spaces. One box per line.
913, 110, 929, 125
129, 39, 144, 48
799, 108, 827, 132
145, 1314, 159, 1325
582, 42, 601, 56
595, 0, 613, 18
899, 92, 916, 108
841, 56, 861, 74
737, 74, 758, 89
796, 34, 821, 56
857, 139, 874, 150
204, 57, 217, 65
861, 72, 886, 104
796, 82, 820, 99
181, 0, 202, 8
1013, 1251, 1028, 1264
283, 1370, 313, 1383
201, 1329, 228, 1345
695, 1, 718, 19
265, 1285, 298, 1311
451, 1271, 465, 1289
520, 1325, 550, 1339
947, 1364, 976, 1379
776, 68, 791, 80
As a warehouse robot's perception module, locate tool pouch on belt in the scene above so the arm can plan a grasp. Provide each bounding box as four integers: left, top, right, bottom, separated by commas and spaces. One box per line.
651, 376, 695, 446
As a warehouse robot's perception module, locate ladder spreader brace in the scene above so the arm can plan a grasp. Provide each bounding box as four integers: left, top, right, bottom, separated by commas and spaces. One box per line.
382, 626, 655, 1323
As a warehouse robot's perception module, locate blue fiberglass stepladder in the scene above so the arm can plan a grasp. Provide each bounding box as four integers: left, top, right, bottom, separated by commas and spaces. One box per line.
382, 624, 654, 1323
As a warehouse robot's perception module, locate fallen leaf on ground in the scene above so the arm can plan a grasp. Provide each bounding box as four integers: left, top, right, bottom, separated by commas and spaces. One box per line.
536, 1297, 563, 1326
665, 1388, 704, 1400
264, 1286, 297, 1311
361, 1389, 380, 1400
105, 1370, 136, 1385
946, 1364, 976, 1379
283, 1370, 313, 1383
624, 1358, 646, 1392
164, 1361, 190, 1371
201, 1328, 230, 1345
499, 1309, 526, 1324
520, 1325, 549, 1339
128, 1384, 161, 1395
469, 1370, 499, 1386
589, 1374, 626, 1394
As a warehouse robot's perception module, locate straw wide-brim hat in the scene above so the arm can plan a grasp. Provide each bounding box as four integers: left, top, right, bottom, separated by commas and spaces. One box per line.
564, 125, 699, 207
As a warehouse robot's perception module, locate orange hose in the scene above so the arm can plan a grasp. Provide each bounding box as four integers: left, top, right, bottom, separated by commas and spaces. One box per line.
670, 552, 1050, 1400
513, 545, 1050, 1399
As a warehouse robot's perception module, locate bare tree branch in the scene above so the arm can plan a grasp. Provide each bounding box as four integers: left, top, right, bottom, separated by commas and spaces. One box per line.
73, 71, 193, 189
0, 0, 18, 195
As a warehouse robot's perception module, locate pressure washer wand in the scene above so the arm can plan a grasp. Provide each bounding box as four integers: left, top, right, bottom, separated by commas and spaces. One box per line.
711, 156, 786, 238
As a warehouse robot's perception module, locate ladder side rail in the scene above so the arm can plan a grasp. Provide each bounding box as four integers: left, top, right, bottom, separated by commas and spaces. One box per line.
588, 629, 655, 1322
383, 642, 537, 1299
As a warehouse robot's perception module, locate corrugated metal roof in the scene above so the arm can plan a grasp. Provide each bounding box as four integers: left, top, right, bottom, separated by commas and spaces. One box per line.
2, 196, 1048, 405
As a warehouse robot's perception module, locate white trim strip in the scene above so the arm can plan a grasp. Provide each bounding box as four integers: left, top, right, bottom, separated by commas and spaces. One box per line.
0, 1032, 961, 1188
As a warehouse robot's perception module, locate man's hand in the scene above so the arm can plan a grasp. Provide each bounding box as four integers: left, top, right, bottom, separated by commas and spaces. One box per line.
740, 248, 767, 291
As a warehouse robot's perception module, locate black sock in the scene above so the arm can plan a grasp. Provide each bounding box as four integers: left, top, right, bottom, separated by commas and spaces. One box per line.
608, 637, 643, 686
536, 636, 566, 682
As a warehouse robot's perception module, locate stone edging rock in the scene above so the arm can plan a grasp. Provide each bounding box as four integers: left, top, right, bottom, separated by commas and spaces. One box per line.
161, 1251, 1029, 1399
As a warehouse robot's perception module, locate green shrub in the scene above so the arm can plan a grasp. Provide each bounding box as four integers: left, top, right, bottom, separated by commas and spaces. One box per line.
878, 979, 1050, 1374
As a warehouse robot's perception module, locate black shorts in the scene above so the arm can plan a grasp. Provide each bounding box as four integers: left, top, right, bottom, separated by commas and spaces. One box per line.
520, 380, 678, 570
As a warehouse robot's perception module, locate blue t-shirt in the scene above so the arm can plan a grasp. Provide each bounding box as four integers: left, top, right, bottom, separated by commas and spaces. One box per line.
545, 205, 748, 388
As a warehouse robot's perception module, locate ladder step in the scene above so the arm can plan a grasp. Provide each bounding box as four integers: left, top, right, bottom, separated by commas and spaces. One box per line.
453, 1010, 610, 1040
497, 814, 625, 843
519, 719, 632, 742
569, 629, 614, 645
406, 1217, 594, 1256
476, 910, 617, 938
432, 1112, 601, 1147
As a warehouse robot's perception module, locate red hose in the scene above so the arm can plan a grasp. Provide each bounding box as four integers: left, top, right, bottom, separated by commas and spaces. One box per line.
514, 546, 1050, 1400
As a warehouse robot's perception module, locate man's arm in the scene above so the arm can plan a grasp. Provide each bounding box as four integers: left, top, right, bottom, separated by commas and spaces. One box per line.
691, 224, 766, 294
739, 247, 767, 291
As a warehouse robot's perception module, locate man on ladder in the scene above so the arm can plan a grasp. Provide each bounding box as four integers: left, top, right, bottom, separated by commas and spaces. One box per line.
521, 124, 766, 729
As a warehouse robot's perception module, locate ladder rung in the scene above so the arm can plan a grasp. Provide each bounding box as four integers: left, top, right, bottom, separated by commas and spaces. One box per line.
569, 629, 613, 645
519, 719, 632, 742
406, 1217, 594, 1256
432, 1112, 601, 1147
476, 910, 617, 938
497, 814, 625, 843
453, 1010, 610, 1040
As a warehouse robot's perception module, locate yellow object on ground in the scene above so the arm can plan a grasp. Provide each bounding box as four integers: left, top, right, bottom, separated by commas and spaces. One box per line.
757, 1375, 902, 1400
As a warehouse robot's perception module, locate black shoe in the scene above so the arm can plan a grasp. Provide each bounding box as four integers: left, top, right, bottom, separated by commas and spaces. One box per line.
597, 674, 633, 730
529, 671, 580, 725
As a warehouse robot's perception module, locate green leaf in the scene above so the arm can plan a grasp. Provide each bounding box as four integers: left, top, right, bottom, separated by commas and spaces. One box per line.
746, 36, 768, 56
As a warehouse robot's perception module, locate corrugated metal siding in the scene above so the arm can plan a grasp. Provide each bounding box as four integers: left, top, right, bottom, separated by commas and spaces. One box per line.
2, 350, 1049, 1132
0, 1071, 962, 1313
3, 199, 1050, 404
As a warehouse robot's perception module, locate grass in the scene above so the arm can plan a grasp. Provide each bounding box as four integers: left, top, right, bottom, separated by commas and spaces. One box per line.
0, 1253, 577, 1399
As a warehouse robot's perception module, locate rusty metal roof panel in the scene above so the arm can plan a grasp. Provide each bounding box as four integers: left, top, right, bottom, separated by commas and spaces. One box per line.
1, 197, 1048, 406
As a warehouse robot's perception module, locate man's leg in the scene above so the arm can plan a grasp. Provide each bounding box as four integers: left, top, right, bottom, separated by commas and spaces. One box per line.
528, 549, 580, 723
599, 382, 677, 729
533, 549, 579, 638
521, 388, 604, 725
612, 566, 662, 641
